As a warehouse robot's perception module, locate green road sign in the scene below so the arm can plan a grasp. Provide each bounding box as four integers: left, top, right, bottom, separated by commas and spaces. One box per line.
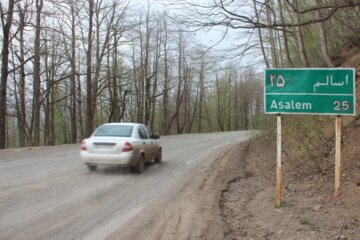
264, 68, 356, 115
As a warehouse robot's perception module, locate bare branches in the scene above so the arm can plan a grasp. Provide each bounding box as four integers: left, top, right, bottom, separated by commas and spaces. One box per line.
171, 0, 360, 30
1, 0, 360, 148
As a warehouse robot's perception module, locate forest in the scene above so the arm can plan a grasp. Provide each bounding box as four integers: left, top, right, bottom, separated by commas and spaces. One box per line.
1, 0, 360, 149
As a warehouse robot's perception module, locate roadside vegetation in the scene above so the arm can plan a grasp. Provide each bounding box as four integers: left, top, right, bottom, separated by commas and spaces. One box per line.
1, 0, 360, 150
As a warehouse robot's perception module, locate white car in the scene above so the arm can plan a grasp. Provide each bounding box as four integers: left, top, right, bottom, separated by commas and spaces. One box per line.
80, 123, 162, 173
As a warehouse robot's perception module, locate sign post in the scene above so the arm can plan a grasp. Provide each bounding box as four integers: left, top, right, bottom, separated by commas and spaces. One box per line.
264, 68, 355, 207
276, 114, 282, 208
335, 115, 342, 197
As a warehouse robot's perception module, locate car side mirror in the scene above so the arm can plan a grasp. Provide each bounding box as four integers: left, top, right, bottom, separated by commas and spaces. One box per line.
152, 134, 160, 139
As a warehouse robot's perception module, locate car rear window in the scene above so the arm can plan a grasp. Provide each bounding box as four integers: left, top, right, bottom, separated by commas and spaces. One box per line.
93, 125, 133, 137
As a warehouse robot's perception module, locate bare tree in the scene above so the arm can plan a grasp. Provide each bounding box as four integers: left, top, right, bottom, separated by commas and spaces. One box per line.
278, 0, 294, 67
316, 0, 334, 67
30, 0, 43, 146
253, 0, 270, 68
85, 0, 94, 137
2, 0, 360, 149
266, 0, 278, 68
197, 53, 205, 133
172, 0, 360, 68
292, 0, 310, 67
69, 0, 78, 143
162, 18, 170, 134
13, 0, 32, 147
0, 0, 16, 149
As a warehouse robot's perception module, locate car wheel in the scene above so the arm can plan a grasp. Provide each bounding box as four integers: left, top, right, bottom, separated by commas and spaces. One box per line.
133, 154, 145, 173
87, 164, 98, 171
154, 148, 162, 164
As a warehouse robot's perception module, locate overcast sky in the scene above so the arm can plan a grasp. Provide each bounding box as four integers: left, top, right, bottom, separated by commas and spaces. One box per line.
128, 0, 263, 67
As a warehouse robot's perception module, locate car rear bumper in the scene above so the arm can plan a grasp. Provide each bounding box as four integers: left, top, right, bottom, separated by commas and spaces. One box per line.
80, 151, 137, 166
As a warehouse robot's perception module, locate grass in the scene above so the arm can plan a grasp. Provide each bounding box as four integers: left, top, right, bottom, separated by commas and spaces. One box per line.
300, 218, 320, 231
280, 199, 297, 208
299, 207, 312, 214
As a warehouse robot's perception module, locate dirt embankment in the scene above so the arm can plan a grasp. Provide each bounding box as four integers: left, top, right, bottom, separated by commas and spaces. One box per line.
109, 135, 359, 240
217, 46, 360, 239
222, 139, 360, 240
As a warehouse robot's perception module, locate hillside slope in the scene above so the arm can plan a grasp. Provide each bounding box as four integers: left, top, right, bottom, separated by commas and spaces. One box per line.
220, 45, 360, 239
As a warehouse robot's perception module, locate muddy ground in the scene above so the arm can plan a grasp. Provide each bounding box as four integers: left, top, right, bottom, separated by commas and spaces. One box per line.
107, 137, 360, 240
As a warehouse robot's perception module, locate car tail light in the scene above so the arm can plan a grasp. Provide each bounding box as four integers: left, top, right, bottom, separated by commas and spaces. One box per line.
122, 142, 133, 152
81, 140, 87, 151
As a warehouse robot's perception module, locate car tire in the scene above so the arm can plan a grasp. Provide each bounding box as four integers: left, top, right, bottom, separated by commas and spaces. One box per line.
87, 164, 98, 171
154, 148, 162, 164
133, 154, 145, 173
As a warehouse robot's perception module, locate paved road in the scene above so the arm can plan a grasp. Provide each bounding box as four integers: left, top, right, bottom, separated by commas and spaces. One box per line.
0, 131, 251, 240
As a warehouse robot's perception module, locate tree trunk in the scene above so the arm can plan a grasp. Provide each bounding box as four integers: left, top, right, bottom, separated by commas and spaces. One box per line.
226, 70, 232, 130
43, 34, 56, 146
316, 0, 334, 67
176, 33, 183, 133
15, 3, 30, 147
234, 71, 239, 130
162, 20, 169, 134
198, 59, 205, 133
137, 21, 144, 124
294, 0, 310, 67
44, 37, 50, 146
215, 71, 224, 131
112, 31, 120, 122
85, 0, 94, 137
144, 13, 151, 126
266, 0, 278, 68
0, 0, 15, 149
77, 67, 84, 140
31, 0, 43, 146
253, 0, 270, 68
70, 4, 77, 143
278, 0, 294, 67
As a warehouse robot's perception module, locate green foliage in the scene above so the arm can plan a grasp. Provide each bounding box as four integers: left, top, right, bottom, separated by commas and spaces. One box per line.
256, 113, 334, 173
282, 115, 333, 173
278, 0, 360, 67
299, 218, 319, 230
4, 0, 360, 149
252, 114, 277, 143
280, 199, 297, 208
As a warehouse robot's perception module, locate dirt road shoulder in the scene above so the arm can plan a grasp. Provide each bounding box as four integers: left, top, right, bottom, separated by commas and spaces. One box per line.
106, 142, 248, 240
